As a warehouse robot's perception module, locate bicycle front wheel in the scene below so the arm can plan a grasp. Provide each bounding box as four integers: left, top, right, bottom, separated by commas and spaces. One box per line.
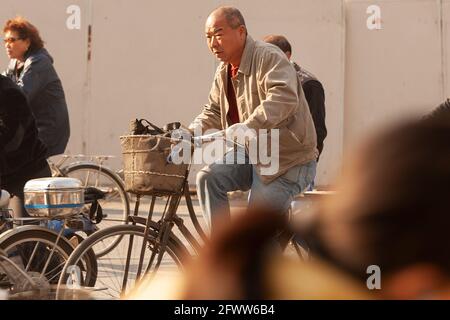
64, 163, 130, 257
57, 224, 188, 300
0, 227, 97, 299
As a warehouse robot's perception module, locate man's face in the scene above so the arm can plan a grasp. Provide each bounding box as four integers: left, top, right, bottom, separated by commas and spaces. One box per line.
205, 13, 246, 65
4, 30, 30, 61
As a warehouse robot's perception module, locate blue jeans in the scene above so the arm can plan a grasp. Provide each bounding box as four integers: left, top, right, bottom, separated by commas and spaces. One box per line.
196, 148, 317, 232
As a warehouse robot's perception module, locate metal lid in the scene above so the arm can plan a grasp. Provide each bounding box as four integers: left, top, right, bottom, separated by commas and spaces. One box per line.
24, 177, 83, 192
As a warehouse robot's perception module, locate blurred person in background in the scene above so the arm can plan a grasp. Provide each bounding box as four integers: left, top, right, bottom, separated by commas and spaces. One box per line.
298, 111, 450, 299
263, 34, 327, 163
3, 17, 70, 158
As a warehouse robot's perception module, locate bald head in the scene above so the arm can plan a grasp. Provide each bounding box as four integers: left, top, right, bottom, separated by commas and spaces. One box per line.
205, 6, 247, 66
209, 6, 246, 30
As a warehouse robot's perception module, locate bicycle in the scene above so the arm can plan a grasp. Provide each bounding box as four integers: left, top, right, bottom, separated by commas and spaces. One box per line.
0, 188, 98, 299
49, 155, 131, 257
56, 128, 309, 299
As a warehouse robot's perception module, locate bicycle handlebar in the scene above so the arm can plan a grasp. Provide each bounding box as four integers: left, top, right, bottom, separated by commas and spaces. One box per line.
167, 129, 248, 164
170, 129, 245, 147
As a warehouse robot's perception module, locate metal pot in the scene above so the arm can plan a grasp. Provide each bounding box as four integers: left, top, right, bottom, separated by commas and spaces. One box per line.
24, 177, 84, 218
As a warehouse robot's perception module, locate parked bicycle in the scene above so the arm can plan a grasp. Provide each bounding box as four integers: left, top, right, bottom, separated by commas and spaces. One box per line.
49, 155, 131, 257
56, 123, 307, 299
0, 180, 100, 299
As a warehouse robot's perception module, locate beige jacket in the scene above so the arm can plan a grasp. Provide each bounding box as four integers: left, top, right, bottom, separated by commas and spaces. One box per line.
191, 36, 317, 183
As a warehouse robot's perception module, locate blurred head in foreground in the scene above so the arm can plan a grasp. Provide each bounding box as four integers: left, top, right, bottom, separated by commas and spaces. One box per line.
128, 207, 371, 300
299, 112, 450, 299
178, 209, 369, 300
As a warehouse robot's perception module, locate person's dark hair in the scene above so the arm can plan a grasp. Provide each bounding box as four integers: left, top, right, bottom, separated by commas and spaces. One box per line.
181, 208, 287, 299
215, 6, 246, 30
263, 35, 292, 54
425, 98, 450, 121
3, 16, 44, 52
302, 114, 450, 280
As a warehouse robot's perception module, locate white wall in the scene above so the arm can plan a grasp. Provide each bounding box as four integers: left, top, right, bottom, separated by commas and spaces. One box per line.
1, 0, 448, 187
344, 0, 446, 152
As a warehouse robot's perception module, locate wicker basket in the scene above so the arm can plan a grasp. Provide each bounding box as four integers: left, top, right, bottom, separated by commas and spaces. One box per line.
120, 135, 188, 195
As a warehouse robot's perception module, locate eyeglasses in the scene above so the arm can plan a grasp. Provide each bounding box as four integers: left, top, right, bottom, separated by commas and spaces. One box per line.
3, 37, 23, 44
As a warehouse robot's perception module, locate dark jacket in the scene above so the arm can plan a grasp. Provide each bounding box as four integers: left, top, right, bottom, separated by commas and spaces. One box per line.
293, 62, 327, 160
0, 75, 48, 186
4, 48, 70, 157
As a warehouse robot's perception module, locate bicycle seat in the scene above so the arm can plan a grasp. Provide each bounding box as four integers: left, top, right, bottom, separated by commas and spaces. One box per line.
84, 187, 106, 203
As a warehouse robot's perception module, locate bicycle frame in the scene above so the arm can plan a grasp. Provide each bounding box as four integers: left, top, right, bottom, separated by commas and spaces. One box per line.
110, 131, 272, 294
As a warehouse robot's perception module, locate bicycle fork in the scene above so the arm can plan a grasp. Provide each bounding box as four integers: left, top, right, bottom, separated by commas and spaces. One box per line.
121, 195, 142, 294
140, 194, 179, 281
122, 194, 180, 297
